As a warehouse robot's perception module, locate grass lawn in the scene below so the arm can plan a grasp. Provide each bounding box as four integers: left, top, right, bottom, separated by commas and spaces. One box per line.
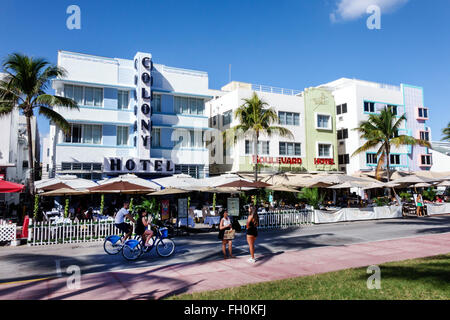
168, 254, 450, 300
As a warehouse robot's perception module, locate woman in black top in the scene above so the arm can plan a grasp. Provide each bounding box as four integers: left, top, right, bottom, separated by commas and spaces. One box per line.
246, 205, 259, 263
136, 209, 154, 247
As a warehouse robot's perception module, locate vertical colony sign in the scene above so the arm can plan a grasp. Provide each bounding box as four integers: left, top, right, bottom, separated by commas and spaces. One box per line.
104, 52, 174, 174
135, 52, 152, 159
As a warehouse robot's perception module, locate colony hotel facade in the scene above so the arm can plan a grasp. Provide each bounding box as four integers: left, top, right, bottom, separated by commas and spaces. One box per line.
47, 51, 215, 179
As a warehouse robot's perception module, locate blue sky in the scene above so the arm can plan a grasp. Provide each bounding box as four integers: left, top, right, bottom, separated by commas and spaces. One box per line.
1, 0, 449, 142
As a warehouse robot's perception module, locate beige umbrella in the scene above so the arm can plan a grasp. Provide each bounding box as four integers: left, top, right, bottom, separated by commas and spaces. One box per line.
437, 180, 450, 187
362, 182, 389, 190
197, 186, 242, 194
413, 182, 433, 188
327, 181, 368, 189
266, 185, 301, 193
148, 188, 191, 196
384, 181, 402, 188
40, 188, 89, 196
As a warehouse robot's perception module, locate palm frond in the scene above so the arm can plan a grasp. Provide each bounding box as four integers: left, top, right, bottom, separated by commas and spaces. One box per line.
38, 106, 71, 134
34, 94, 79, 110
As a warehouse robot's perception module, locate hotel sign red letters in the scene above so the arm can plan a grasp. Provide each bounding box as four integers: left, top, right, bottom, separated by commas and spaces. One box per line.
252, 155, 302, 165
314, 158, 335, 165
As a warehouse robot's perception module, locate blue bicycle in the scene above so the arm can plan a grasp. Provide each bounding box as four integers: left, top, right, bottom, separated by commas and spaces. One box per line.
122, 226, 176, 261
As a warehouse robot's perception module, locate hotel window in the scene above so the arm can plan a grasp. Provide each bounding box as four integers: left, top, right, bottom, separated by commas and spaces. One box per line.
421, 155, 432, 166
418, 107, 428, 119
337, 128, 348, 140
153, 94, 161, 112
336, 103, 347, 115
316, 114, 331, 130
245, 140, 269, 155
118, 90, 129, 110
390, 154, 401, 165
151, 128, 161, 147
82, 124, 102, 144
318, 143, 332, 158
420, 131, 430, 141
223, 110, 232, 126
366, 153, 377, 165
117, 126, 129, 146
64, 124, 82, 143
278, 112, 300, 126
388, 105, 398, 115
174, 96, 204, 115
279, 142, 301, 156
338, 154, 350, 165
64, 84, 102, 107
179, 130, 203, 148
364, 101, 375, 113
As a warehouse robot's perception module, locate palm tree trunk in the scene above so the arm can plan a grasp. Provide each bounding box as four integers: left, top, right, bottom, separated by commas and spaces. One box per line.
386, 147, 392, 197
254, 132, 259, 182
25, 114, 35, 196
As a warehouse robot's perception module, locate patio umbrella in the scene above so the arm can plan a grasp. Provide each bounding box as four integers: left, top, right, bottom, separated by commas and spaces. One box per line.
437, 180, 450, 187
40, 188, 89, 197
391, 175, 436, 186
362, 182, 390, 190
98, 174, 161, 190
151, 174, 202, 189
413, 182, 433, 188
266, 185, 300, 193
88, 181, 155, 194
327, 181, 368, 189
39, 182, 73, 192
197, 186, 242, 194
384, 181, 402, 188
218, 180, 271, 189
149, 188, 191, 196
0, 179, 25, 193
35, 175, 98, 191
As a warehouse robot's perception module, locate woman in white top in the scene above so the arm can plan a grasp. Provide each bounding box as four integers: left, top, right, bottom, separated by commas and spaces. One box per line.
218, 210, 235, 259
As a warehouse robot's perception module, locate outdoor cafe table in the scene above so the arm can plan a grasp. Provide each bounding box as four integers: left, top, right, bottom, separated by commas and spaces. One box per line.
177, 217, 195, 228
204, 216, 220, 226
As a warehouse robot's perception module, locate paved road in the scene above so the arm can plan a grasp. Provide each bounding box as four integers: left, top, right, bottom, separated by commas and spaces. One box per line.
0, 215, 449, 284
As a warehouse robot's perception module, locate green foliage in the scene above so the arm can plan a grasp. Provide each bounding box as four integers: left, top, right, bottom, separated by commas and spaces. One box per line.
33, 194, 39, 219
399, 192, 412, 201
135, 197, 161, 224
442, 122, 450, 141
64, 198, 69, 218
423, 188, 437, 201
129, 197, 134, 212
374, 197, 390, 207
99, 194, 105, 215
297, 188, 324, 208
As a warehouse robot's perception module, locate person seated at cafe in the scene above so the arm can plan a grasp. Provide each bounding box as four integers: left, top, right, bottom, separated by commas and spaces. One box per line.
84, 207, 94, 220
435, 196, 443, 203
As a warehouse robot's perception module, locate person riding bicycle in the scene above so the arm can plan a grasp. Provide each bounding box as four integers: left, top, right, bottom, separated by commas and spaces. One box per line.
136, 209, 154, 247
114, 201, 135, 242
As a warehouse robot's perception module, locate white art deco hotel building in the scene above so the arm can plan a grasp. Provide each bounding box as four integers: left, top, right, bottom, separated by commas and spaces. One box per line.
46, 51, 215, 180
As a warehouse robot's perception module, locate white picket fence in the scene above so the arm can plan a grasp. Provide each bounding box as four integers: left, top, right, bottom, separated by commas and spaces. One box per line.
245, 209, 314, 230
28, 219, 130, 246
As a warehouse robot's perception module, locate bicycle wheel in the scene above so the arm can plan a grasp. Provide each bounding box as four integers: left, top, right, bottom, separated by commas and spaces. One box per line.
103, 236, 123, 255
122, 242, 142, 261
156, 238, 175, 257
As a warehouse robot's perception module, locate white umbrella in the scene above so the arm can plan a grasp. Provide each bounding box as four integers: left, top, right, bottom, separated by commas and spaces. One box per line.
437, 180, 450, 187
327, 181, 368, 189
151, 174, 202, 189
35, 175, 98, 191
362, 182, 389, 190
413, 182, 433, 188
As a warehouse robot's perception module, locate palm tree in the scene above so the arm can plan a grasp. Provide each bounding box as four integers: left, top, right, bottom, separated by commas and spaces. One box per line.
352, 106, 431, 182
0, 53, 79, 195
442, 122, 450, 141
225, 92, 293, 182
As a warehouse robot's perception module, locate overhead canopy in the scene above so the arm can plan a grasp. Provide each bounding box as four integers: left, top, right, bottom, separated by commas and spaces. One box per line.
40, 188, 89, 197
197, 186, 242, 194
327, 181, 369, 189
437, 180, 450, 187
362, 182, 390, 190
0, 179, 25, 193
218, 180, 271, 189
40, 182, 73, 192
35, 175, 98, 192
151, 174, 203, 189
149, 188, 191, 196
89, 181, 155, 194
98, 174, 161, 190
391, 175, 437, 185
413, 182, 434, 188
266, 185, 300, 193
197, 173, 250, 188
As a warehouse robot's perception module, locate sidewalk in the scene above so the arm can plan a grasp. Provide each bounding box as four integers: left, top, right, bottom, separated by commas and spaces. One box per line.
0, 232, 449, 300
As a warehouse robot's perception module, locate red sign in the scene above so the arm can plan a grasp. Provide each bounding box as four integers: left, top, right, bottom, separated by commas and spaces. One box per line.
314, 158, 335, 165
252, 156, 302, 165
